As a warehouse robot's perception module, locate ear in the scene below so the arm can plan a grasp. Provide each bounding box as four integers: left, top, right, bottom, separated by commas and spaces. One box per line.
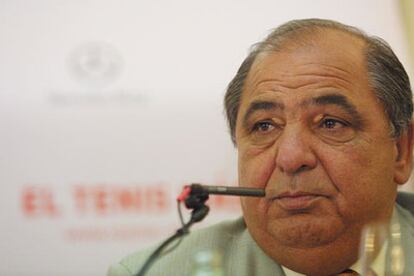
394, 121, 414, 185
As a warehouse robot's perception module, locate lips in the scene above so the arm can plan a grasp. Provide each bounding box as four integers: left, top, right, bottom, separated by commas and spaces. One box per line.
272, 192, 325, 210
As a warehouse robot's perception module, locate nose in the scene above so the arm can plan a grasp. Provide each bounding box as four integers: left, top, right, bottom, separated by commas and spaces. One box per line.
275, 126, 317, 174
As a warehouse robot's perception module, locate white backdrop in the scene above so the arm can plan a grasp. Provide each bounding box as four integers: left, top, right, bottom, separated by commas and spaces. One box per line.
1, 1, 413, 275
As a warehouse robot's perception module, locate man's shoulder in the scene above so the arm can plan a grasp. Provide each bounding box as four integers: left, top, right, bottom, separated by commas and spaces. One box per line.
396, 191, 414, 236
396, 191, 414, 215
107, 217, 264, 276
395, 191, 414, 274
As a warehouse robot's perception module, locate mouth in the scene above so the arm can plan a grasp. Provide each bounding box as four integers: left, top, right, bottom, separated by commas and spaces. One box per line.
272, 192, 326, 211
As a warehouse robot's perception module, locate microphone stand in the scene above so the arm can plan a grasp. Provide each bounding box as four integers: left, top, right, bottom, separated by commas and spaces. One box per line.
135, 183, 265, 276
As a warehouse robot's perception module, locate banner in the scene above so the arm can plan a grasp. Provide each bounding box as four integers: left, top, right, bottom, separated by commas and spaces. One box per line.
0, 1, 412, 275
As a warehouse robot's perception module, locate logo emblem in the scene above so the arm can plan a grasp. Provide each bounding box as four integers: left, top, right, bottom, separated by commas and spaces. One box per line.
67, 41, 123, 88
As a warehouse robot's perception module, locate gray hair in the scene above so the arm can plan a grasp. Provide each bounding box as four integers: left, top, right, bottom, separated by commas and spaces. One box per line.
224, 18, 413, 144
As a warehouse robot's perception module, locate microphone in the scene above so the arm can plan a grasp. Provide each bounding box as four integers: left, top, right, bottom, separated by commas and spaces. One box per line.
187, 183, 265, 197
137, 183, 265, 276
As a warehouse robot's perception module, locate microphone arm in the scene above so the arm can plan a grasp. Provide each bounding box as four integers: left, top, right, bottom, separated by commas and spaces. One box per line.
136, 184, 265, 276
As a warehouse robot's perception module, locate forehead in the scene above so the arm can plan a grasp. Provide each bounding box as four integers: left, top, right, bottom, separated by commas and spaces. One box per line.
242, 30, 370, 102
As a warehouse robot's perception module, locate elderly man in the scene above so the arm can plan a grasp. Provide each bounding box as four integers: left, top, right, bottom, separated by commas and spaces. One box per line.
108, 18, 414, 276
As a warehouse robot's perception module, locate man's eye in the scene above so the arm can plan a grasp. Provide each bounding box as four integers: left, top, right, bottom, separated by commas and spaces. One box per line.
321, 118, 347, 129
252, 121, 275, 133
317, 117, 356, 142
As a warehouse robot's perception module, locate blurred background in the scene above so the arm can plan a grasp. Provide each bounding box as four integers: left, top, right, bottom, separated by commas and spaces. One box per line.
1, 0, 413, 275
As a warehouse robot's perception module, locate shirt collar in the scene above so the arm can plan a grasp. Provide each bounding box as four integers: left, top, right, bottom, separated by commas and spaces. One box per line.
282, 243, 387, 276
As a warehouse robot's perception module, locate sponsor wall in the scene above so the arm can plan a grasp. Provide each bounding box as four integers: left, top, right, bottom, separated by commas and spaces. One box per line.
1, 1, 413, 275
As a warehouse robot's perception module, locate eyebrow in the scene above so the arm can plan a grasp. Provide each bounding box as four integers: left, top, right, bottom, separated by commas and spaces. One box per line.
307, 94, 365, 128
243, 100, 285, 122
304, 94, 358, 116
242, 100, 284, 130
241, 93, 363, 129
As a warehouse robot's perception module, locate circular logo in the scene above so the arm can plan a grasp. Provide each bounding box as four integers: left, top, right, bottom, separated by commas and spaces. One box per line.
67, 41, 124, 87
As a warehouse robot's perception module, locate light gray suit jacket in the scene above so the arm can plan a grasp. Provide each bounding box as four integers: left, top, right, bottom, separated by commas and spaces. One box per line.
107, 192, 414, 276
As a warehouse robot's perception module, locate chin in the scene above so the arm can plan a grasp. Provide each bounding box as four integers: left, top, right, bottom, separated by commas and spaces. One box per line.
267, 216, 346, 248
249, 216, 362, 276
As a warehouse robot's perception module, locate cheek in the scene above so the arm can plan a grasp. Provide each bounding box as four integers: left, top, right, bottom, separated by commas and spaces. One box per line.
321, 140, 381, 186
238, 148, 276, 188
238, 147, 275, 230
321, 142, 396, 220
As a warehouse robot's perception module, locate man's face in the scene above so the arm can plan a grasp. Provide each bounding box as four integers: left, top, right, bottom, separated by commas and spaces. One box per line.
235, 31, 404, 274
